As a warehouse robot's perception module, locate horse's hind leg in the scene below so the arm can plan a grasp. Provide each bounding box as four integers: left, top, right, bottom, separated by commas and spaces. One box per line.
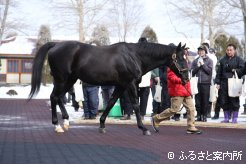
57, 94, 70, 130
127, 82, 151, 135
59, 78, 78, 130
50, 90, 65, 133
51, 81, 71, 132
99, 86, 125, 133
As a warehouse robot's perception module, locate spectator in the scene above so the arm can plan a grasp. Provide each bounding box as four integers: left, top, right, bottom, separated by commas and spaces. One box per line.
101, 86, 114, 110
120, 90, 133, 120
150, 68, 161, 115
191, 45, 213, 122
202, 41, 218, 118
138, 72, 151, 120
215, 43, 244, 123
159, 65, 171, 117
82, 82, 99, 120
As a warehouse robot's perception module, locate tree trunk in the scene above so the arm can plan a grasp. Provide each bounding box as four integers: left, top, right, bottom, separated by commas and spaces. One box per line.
78, 0, 85, 42
200, 19, 205, 44
243, 15, 246, 59
0, 0, 10, 41
241, 0, 246, 59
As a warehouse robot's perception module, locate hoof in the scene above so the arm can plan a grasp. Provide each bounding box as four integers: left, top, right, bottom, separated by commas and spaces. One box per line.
63, 119, 69, 131
143, 130, 151, 136
55, 125, 64, 133
64, 124, 69, 131
99, 127, 106, 133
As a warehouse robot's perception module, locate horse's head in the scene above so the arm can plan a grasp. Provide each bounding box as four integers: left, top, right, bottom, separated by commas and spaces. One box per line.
169, 42, 189, 84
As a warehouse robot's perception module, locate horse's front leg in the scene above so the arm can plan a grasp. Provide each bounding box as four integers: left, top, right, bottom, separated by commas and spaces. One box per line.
99, 86, 124, 133
128, 84, 151, 136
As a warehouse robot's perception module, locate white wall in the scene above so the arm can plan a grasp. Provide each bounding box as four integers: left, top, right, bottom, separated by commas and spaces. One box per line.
0, 59, 7, 73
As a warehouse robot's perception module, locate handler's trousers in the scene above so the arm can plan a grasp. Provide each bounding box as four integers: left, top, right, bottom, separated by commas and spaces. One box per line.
153, 96, 197, 130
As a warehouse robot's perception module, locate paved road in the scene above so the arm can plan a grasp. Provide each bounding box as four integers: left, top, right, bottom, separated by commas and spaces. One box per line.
0, 99, 245, 164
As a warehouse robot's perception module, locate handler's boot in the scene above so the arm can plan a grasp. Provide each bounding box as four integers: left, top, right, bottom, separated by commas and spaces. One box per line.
151, 108, 174, 132
221, 111, 230, 123
232, 111, 239, 124
186, 110, 202, 134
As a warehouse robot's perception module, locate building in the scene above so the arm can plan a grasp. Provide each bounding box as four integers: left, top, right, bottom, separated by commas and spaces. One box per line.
0, 36, 35, 84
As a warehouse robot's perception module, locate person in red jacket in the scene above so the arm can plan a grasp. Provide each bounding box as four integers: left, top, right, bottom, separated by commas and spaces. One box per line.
151, 68, 202, 134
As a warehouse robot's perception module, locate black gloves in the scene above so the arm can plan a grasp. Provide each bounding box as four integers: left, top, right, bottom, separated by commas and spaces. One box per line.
225, 63, 233, 72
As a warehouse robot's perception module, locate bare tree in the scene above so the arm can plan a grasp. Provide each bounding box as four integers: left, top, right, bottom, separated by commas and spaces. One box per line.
52, 0, 108, 42
0, 0, 10, 41
108, 0, 143, 42
225, 0, 246, 58
166, 0, 236, 46
0, 0, 26, 41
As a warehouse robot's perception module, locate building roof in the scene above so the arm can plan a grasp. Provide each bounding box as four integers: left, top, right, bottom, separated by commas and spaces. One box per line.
0, 36, 35, 54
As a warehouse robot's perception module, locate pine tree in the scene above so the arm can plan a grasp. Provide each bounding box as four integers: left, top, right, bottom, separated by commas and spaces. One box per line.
140, 25, 158, 43
91, 24, 110, 46
214, 34, 243, 59
36, 25, 52, 85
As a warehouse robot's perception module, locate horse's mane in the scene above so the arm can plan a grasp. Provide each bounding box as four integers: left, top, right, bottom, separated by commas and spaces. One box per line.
136, 42, 175, 57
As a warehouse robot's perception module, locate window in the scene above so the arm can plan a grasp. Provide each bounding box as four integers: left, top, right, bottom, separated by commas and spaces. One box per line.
7, 59, 19, 73
21, 59, 32, 73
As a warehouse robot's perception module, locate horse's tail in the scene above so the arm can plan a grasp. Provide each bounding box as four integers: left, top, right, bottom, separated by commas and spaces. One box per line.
28, 42, 56, 100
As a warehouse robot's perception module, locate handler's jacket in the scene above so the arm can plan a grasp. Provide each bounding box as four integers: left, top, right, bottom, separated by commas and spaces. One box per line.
215, 54, 244, 85
167, 68, 191, 97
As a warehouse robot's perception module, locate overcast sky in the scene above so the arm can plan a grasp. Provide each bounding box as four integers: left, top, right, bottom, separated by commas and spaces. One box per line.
9, 0, 243, 45
11, 1, 196, 37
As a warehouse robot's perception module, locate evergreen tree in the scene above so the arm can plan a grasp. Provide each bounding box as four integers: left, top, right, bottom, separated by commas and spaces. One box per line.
140, 25, 158, 43
91, 24, 110, 46
214, 34, 243, 59
36, 25, 52, 85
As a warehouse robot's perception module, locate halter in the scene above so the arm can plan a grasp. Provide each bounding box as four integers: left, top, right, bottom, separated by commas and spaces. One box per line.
171, 53, 188, 73
171, 53, 192, 97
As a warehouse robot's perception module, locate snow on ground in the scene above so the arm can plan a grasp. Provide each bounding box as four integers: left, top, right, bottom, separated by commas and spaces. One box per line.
0, 83, 153, 114
0, 84, 83, 122
1, 84, 246, 124
0, 84, 52, 99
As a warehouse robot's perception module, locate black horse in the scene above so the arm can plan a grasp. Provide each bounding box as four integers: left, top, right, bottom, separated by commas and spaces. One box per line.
29, 41, 189, 135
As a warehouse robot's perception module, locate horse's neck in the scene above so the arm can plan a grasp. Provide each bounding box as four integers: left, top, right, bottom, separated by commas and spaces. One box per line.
138, 44, 172, 73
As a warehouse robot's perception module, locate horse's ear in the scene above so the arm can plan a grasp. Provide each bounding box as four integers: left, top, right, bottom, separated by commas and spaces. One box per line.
181, 43, 186, 49
177, 42, 181, 48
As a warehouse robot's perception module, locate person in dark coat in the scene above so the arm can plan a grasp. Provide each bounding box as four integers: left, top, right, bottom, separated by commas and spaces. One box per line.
215, 43, 244, 123
191, 45, 213, 122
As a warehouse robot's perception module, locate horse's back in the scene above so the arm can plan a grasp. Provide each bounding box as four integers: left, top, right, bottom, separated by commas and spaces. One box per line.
47, 41, 141, 86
